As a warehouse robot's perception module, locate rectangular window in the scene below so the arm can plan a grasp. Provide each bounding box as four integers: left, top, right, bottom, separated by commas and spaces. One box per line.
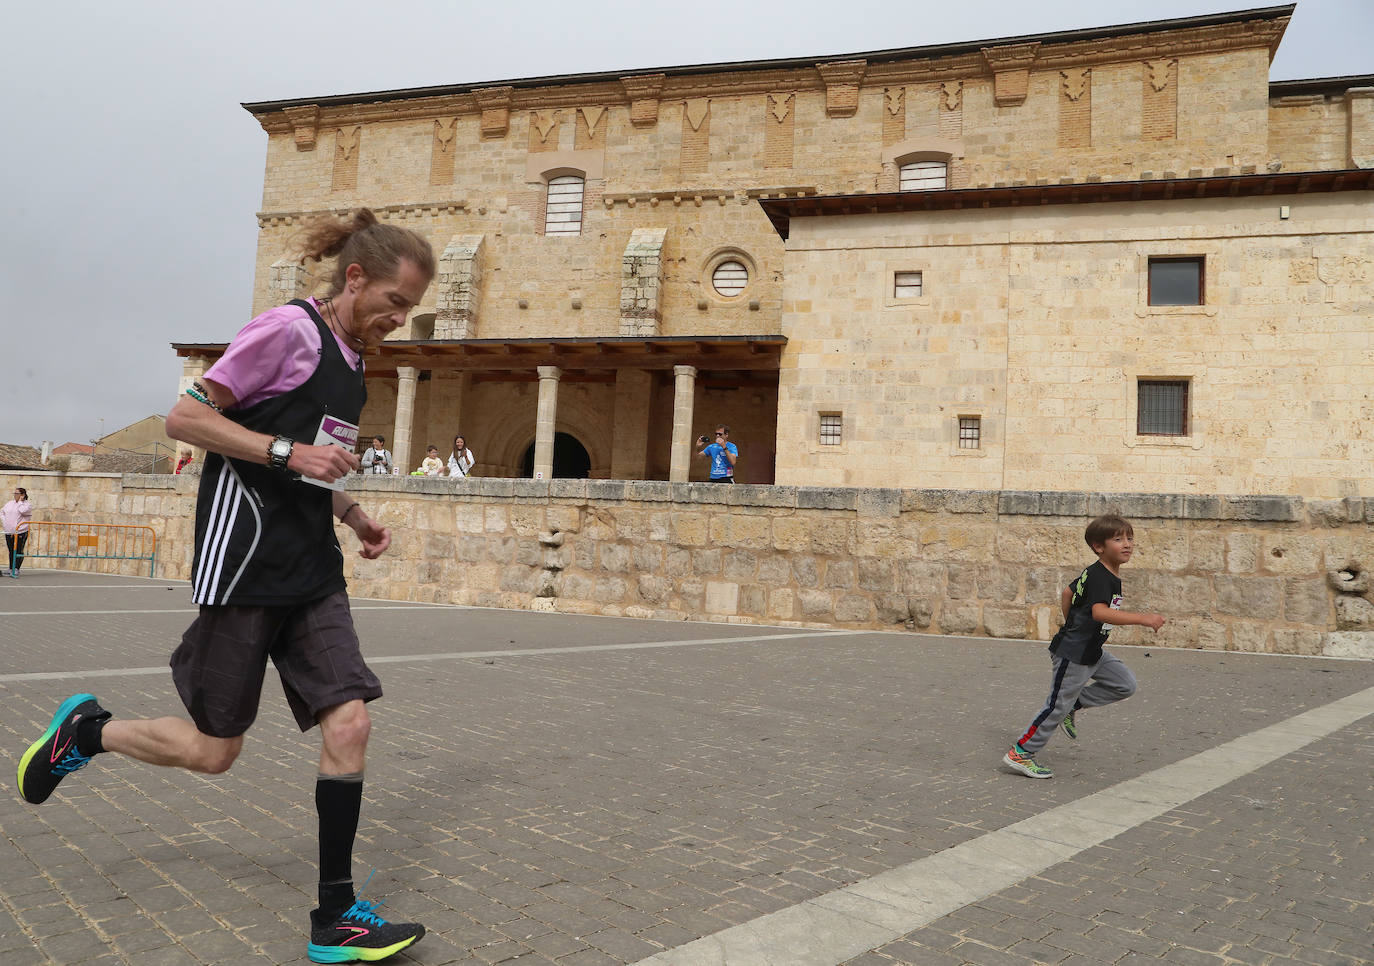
958, 416, 981, 449
1148, 256, 1203, 305
819, 413, 843, 446
1138, 380, 1189, 436
893, 271, 923, 298
545, 175, 585, 236
899, 160, 948, 191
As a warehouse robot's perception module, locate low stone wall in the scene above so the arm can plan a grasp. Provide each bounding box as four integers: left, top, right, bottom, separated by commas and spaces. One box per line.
11, 471, 1374, 657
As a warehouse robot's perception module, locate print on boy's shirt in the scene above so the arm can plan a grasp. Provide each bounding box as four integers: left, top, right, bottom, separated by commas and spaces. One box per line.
1101, 593, 1124, 631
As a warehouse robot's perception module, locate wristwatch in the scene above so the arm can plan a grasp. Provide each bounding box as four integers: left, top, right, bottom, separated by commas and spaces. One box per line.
267, 435, 294, 470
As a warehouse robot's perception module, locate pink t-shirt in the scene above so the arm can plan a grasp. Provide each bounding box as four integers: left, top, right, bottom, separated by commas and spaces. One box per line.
203, 299, 361, 410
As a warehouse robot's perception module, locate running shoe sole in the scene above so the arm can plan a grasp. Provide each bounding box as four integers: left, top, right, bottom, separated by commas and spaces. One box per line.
1002, 750, 1053, 779
307, 934, 421, 963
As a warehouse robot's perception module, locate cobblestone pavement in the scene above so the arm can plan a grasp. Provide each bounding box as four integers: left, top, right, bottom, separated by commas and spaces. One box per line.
0, 571, 1370, 966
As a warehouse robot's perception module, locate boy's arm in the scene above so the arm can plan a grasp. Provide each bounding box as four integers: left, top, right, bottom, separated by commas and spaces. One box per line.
1060, 586, 1072, 619
1091, 603, 1165, 631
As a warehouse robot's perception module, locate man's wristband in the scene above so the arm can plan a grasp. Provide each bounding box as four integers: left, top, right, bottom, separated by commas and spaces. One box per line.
340, 502, 361, 524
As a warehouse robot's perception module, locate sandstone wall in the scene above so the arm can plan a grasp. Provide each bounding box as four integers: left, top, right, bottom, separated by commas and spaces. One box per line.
14, 472, 1374, 658
777, 191, 1374, 497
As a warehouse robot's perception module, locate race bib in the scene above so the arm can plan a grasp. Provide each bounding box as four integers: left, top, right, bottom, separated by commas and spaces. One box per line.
300, 414, 359, 491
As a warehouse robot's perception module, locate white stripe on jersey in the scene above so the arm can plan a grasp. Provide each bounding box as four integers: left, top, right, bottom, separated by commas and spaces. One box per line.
219, 463, 262, 603
192, 461, 263, 605
192, 467, 233, 602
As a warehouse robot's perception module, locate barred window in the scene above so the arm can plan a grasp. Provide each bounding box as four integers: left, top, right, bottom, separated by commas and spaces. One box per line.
899, 160, 947, 191
819, 413, 843, 446
893, 271, 923, 298
545, 175, 584, 236
958, 416, 981, 449
1148, 256, 1203, 305
1138, 380, 1189, 436
712, 260, 749, 297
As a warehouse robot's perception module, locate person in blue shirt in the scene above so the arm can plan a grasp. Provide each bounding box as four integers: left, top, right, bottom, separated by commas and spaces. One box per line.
695, 425, 739, 482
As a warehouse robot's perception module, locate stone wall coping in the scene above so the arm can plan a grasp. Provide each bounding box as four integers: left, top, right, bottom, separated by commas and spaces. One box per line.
224, 475, 1317, 522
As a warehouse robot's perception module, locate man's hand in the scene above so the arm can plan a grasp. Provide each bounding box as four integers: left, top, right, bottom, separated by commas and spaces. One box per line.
288, 443, 361, 483
347, 510, 391, 559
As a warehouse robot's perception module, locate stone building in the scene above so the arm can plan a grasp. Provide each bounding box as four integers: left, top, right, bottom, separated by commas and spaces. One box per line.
175, 3, 1372, 494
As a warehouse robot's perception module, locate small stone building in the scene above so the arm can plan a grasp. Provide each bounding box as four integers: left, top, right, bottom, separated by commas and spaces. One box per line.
175, 3, 1373, 494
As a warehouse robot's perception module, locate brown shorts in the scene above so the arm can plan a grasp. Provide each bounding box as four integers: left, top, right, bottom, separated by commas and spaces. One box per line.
170, 591, 382, 738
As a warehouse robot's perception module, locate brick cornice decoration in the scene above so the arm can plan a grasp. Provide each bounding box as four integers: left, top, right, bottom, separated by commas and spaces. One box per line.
816, 59, 867, 116
249, 14, 1292, 133
981, 42, 1041, 106
620, 73, 665, 126
601, 185, 816, 210
283, 105, 320, 149
257, 200, 468, 228
475, 86, 513, 137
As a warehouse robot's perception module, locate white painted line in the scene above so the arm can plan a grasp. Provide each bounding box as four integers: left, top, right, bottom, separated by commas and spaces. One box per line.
632, 684, 1374, 966
0, 629, 854, 683
0, 605, 491, 617
1, 584, 187, 590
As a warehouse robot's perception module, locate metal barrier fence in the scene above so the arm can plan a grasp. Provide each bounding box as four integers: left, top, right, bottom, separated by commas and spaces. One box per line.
20, 522, 157, 577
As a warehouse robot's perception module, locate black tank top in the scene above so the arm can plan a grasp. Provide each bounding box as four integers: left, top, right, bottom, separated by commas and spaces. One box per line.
191, 300, 366, 605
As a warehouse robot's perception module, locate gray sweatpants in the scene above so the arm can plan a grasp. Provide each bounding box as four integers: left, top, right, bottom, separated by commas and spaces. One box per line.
1016, 650, 1137, 755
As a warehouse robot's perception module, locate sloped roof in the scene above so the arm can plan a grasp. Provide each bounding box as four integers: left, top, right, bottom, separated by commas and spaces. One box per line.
0, 444, 45, 470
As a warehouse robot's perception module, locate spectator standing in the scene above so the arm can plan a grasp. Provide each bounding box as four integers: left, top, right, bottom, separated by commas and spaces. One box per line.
174, 449, 194, 474
2, 487, 32, 578
695, 425, 739, 482
360, 435, 392, 475
447, 434, 475, 479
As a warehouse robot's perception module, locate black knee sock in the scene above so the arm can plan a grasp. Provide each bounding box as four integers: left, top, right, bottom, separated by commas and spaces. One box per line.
314, 773, 364, 925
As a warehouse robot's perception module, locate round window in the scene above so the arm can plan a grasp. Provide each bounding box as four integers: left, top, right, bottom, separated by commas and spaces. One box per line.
711, 260, 749, 298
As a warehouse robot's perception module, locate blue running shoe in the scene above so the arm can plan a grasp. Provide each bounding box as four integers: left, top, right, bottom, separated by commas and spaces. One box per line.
308, 875, 424, 964
18, 694, 110, 805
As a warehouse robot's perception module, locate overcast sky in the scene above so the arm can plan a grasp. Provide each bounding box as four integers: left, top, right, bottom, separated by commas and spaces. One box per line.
2, 0, 1368, 448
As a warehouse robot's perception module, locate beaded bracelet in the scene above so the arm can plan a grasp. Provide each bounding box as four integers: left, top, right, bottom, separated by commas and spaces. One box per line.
340, 502, 361, 523
185, 381, 221, 412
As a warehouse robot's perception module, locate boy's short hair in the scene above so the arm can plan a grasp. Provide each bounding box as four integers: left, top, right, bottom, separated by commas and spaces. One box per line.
1085, 514, 1133, 550
426, 445, 438, 453
373, 435, 385, 445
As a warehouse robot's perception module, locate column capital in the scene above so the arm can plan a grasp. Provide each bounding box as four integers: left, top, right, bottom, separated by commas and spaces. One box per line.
673, 364, 698, 379
396, 365, 419, 381
537, 365, 563, 381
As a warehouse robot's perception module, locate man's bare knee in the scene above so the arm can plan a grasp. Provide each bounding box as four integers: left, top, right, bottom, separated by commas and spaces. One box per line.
194, 736, 243, 774
321, 703, 371, 753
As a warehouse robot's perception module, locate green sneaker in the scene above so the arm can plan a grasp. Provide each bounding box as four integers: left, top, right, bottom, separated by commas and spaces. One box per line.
1002, 746, 1053, 779
1060, 710, 1078, 740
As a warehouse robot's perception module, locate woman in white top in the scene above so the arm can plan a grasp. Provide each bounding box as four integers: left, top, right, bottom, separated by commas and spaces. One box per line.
2, 486, 33, 578
447, 434, 476, 478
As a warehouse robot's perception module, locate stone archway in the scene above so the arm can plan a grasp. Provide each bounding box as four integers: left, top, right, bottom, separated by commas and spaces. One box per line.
521, 432, 591, 479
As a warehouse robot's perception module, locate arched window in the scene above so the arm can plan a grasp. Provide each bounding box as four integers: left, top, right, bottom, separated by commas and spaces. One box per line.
899, 160, 948, 191
545, 175, 584, 235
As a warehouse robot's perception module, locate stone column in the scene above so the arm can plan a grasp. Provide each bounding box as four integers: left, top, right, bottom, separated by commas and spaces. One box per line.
178, 355, 210, 466
533, 366, 561, 479
393, 366, 419, 474
669, 364, 697, 482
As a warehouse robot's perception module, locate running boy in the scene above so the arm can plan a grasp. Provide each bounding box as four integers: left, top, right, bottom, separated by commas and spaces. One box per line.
1003, 514, 1165, 779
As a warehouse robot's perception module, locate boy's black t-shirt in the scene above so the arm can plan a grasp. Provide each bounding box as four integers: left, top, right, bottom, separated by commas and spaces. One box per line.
1049, 560, 1123, 665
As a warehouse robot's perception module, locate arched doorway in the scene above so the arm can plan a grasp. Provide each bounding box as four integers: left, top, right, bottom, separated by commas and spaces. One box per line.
521, 432, 592, 479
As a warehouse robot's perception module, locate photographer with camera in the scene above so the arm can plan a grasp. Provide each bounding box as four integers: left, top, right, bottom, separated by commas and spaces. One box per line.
695, 424, 738, 483
360, 435, 393, 475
